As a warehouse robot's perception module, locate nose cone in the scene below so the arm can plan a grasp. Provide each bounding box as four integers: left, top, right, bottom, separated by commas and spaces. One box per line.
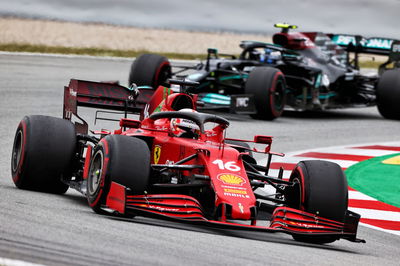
214, 173, 256, 220
202, 144, 257, 220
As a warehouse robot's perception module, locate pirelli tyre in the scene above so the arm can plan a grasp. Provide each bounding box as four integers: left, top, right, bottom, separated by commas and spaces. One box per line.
245, 66, 286, 120
11, 115, 76, 194
376, 68, 400, 120
128, 54, 171, 88
287, 160, 348, 244
87, 135, 151, 214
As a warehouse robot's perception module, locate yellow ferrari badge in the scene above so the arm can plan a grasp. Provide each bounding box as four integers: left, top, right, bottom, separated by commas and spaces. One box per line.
154, 145, 161, 164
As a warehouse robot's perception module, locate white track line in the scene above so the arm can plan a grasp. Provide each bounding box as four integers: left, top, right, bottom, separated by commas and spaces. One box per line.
258, 141, 400, 236
349, 207, 400, 221
314, 147, 398, 157
360, 223, 400, 236
0, 257, 45, 266
269, 156, 359, 169
349, 190, 378, 201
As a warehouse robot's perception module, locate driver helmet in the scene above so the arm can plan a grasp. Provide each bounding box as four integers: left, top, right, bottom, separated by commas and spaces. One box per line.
262, 48, 281, 64
170, 109, 200, 139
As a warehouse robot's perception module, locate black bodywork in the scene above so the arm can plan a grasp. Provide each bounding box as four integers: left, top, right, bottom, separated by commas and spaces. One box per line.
170, 25, 400, 114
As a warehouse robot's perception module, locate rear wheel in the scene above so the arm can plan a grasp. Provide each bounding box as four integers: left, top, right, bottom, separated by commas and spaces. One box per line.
287, 160, 348, 244
245, 67, 286, 120
11, 115, 76, 194
377, 68, 400, 120
128, 54, 171, 88
87, 135, 151, 213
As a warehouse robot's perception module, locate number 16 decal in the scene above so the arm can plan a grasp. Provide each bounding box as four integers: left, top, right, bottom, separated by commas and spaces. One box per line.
212, 159, 241, 171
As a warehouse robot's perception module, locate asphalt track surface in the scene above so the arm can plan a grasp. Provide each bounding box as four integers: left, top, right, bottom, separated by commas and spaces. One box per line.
1, 53, 400, 266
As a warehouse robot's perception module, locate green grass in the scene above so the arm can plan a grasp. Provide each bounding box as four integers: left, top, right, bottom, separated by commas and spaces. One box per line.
0, 42, 384, 68
0, 43, 207, 60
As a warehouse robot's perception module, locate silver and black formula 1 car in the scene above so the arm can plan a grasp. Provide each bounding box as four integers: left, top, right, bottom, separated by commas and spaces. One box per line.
128, 23, 400, 120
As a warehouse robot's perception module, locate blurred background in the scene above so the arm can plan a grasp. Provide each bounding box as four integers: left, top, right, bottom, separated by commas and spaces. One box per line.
0, 0, 398, 37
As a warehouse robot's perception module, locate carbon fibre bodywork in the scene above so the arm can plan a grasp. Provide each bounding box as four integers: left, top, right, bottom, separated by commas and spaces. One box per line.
159, 25, 400, 118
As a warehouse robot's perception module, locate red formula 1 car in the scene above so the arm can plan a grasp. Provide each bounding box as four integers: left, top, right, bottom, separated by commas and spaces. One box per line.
11, 79, 364, 244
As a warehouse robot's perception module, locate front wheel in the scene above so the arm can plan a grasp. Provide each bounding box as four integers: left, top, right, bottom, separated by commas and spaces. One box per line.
87, 135, 151, 213
287, 160, 348, 244
245, 67, 286, 120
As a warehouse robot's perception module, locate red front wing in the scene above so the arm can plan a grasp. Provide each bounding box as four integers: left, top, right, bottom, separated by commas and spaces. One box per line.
105, 182, 364, 243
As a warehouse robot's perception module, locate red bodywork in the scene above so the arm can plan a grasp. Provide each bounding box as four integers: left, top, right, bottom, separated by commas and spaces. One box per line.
108, 107, 255, 221
64, 80, 363, 242
273, 31, 317, 50
272, 30, 345, 59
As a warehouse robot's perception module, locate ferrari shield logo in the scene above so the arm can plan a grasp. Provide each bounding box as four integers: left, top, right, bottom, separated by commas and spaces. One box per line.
154, 145, 161, 164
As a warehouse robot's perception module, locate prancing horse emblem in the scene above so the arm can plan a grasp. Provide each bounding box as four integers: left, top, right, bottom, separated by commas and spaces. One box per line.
154, 145, 161, 164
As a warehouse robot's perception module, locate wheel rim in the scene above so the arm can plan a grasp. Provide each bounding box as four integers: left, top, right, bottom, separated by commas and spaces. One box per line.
290, 177, 302, 210
12, 130, 23, 173
272, 79, 285, 111
88, 150, 104, 196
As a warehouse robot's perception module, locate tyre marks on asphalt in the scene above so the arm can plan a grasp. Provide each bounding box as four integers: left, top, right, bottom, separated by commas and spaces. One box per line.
263, 142, 400, 236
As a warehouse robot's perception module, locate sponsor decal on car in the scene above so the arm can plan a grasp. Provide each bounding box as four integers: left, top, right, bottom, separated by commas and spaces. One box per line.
154, 145, 161, 164
392, 43, 400, 53
138, 204, 180, 212
235, 97, 249, 107
223, 192, 250, 198
365, 38, 393, 50
288, 221, 324, 229
224, 188, 247, 194
217, 173, 246, 186
69, 87, 77, 97
332, 35, 394, 50
222, 185, 247, 190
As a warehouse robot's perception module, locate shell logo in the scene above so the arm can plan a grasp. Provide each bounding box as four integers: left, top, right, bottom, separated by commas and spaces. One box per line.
217, 174, 246, 186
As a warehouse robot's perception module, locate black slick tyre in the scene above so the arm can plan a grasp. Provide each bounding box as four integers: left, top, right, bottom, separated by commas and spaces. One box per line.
128, 54, 171, 88
287, 160, 348, 244
245, 67, 286, 120
87, 135, 150, 213
11, 115, 76, 194
377, 69, 400, 120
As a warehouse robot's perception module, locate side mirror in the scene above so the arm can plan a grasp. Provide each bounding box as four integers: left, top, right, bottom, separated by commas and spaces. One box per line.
254, 135, 272, 144
120, 118, 141, 129
254, 135, 273, 153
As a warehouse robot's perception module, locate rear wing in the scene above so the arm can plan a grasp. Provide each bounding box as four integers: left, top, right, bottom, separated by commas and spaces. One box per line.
328, 34, 400, 70
329, 34, 399, 56
63, 79, 154, 134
